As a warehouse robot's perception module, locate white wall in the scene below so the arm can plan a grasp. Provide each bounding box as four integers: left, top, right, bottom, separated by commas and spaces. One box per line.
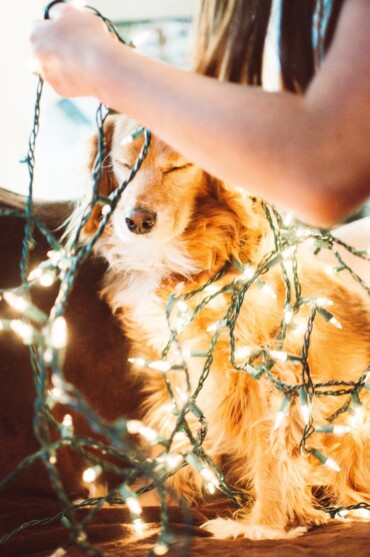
0, 1, 197, 200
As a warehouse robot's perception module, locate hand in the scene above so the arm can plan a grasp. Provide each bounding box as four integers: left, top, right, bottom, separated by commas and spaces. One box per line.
29, 2, 114, 98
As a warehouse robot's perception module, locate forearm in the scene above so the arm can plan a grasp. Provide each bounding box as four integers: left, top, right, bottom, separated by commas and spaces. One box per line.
92, 40, 369, 227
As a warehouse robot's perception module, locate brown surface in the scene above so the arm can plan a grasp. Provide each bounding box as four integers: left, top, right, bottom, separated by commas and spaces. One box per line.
0, 187, 369, 556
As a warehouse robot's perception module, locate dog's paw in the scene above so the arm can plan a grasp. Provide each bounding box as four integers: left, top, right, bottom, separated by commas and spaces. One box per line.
201, 518, 307, 540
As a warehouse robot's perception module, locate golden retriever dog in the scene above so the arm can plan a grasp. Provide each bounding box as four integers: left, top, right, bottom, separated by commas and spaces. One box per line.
73, 114, 370, 540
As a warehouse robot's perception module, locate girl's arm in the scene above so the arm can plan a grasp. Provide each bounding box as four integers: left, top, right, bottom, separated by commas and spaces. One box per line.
30, 0, 370, 227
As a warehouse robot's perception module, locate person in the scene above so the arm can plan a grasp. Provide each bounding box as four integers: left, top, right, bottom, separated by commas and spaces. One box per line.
29, 0, 369, 230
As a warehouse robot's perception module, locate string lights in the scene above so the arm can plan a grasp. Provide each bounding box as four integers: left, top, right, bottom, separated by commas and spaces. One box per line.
0, 1, 369, 555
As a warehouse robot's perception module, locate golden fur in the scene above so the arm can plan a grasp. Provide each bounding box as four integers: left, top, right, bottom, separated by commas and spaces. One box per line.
74, 115, 370, 540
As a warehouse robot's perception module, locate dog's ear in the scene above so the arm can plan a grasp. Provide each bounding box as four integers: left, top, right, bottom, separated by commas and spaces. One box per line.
84, 116, 118, 234
212, 178, 269, 265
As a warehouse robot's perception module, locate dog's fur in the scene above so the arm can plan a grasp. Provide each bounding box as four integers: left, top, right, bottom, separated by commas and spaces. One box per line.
73, 115, 370, 540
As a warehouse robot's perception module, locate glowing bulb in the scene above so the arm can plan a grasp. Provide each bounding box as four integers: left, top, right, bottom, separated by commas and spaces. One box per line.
315, 424, 351, 436
101, 204, 111, 217
207, 319, 228, 332
50, 317, 67, 349
234, 346, 253, 361
49, 548, 67, 557
274, 395, 292, 429
82, 465, 102, 483
311, 449, 340, 472
241, 265, 255, 280
61, 414, 74, 438
128, 357, 147, 368
49, 454, 57, 465
261, 283, 277, 300
176, 300, 189, 313
164, 454, 184, 471
316, 297, 333, 307
62, 414, 73, 428
284, 307, 294, 325
153, 542, 169, 556
333, 425, 351, 435
204, 285, 219, 295
270, 350, 288, 362
126, 496, 142, 516
200, 467, 219, 493
10, 320, 33, 343
4, 292, 28, 312
121, 127, 145, 145
139, 426, 159, 444
132, 518, 145, 535
299, 388, 311, 425
325, 458, 341, 472
329, 316, 342, 330
148, 361, 172, 373
126, 420, 143, 434
283, 212, 294, 227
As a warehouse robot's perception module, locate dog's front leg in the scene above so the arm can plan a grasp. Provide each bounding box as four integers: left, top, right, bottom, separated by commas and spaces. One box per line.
203, 423, 327, 539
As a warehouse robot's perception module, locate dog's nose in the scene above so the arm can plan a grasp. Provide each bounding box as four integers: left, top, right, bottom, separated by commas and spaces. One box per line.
125, 208, 157, 235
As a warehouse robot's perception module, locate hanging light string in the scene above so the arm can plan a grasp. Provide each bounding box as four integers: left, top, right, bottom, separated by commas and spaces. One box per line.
1, 1, 370, 555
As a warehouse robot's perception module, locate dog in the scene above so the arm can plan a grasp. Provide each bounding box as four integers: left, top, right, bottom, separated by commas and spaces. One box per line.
71, 114, 370, 540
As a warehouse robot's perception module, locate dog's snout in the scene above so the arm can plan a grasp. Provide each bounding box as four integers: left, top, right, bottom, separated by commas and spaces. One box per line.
125, 208, 157, 235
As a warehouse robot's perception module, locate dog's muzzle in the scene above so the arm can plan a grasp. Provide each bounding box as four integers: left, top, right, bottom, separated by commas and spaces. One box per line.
125, 208, 157, 235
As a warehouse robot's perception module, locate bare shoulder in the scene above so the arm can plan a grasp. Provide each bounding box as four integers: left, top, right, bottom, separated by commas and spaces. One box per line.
310, 0, 370, 99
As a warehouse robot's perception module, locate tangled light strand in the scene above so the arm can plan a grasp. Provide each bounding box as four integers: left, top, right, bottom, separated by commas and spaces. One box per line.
1, 1, 370, 555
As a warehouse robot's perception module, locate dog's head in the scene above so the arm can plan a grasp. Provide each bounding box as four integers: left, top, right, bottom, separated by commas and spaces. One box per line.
79, 115, 268, 276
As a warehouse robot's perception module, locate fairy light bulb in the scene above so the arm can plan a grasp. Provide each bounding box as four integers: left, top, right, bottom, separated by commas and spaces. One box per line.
329, 316, 342, 330
299, 388, 311, 425
121, 127, 145, 145
349, 393, 364, 427
241, 265, 255, 280
126, 496, 142, 516
261, 282, 277, 300
61, 414, 74, 438
284, 306, 294, 325
316, 297, 334, 307
325, 458, 341, 472
128, 357, 147, 368
50, 317, 67, 349
315, 424, 351, 436
311, 449, 341, 472
148, 361, 172, 373
10, 320, 33, 343
207, 319, 228, 332
4, 292, 28, 312
270, 350, 288, 362
153, 542, 169, 556
62, 414, 73, 427
274, 395, 292, 429
234, 346, 252, 361
283, 212, 294, 227
126, 420, 143, 434
200, 466, 219, 494
127, 421, 159, 443
82, 465, 102, 484
132, 518, 145, 536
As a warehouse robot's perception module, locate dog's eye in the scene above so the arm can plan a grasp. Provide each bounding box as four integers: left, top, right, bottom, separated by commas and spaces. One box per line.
164, 163, 192, 175
115, 160, 132, 170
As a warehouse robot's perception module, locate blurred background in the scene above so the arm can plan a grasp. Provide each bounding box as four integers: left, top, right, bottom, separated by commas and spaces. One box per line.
0, 0, 197, 200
